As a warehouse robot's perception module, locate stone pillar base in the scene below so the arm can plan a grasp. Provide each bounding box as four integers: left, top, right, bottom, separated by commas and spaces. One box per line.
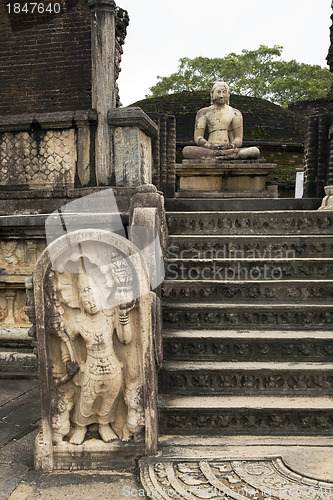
176, 159, 277, 198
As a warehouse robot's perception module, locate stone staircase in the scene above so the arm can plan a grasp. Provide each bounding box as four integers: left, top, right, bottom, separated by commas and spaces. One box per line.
159, 198, 333, 436
0, 327, 36, 379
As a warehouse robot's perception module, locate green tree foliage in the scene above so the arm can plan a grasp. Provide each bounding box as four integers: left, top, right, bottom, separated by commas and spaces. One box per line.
147, 45, 331, 106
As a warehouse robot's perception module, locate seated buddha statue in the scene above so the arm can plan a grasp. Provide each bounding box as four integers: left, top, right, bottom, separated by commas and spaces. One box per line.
183, 81, 260, 160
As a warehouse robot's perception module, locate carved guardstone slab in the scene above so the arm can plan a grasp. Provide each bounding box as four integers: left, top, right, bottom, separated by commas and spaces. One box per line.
177, 159, 277, 198
30, 229, 158, 471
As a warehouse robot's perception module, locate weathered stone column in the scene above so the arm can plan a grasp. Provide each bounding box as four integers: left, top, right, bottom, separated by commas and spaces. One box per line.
108, 107, 158, 186
88, 0, 117, 185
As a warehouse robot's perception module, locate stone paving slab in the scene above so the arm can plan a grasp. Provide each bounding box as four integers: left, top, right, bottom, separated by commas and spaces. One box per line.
0, 464, 29, 500
0, 380, 40, 498
8, 471, 142, 500
0, 380, 37, 407
0, 386, 39, 447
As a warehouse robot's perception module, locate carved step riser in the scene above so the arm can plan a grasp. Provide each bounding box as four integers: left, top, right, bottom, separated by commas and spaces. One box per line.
159, 369, 333, 396
166, 199, 322, 212
0, 350, 37, 375
159, 409, 333, 436
167, 212, 333, 236
163, 307, 333, 330
163, 338, 333, 362
167, 237, 333, 259
162, 281, 333, 302
165, 260, 333, 281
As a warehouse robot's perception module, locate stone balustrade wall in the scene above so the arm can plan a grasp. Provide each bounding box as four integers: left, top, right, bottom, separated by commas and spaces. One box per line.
0, 110, 97, 189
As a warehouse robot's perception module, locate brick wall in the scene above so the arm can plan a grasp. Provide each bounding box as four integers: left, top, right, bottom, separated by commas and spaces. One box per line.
288, 99, 329, 117
0, 0, 92, 115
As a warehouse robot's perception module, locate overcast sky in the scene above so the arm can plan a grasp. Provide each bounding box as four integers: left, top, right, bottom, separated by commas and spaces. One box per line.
117, 0, 332, 106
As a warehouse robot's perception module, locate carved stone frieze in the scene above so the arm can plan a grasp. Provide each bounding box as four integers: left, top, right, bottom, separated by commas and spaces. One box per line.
162, 306, 333, 330
162, 281, 333, 302
160, 409, 333, 435
168, 236, 333, 258
167, 212, 333, 235
0, 350, 36, 373
163, 337, 333, 362
0, 239, 45, 271
139, 457, 333, 500
0, 130, 75, 188
159, 369, 333, 396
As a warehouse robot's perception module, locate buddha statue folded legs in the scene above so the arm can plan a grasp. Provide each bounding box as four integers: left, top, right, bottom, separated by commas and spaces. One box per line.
183, 145, 260, 160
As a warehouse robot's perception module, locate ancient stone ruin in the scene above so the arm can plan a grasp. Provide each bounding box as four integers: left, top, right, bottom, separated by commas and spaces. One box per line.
2, 0, 333, 491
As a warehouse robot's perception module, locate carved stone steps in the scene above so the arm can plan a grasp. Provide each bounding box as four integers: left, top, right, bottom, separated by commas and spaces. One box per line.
167, 235, 333, 259
0, 211, 128, 238
0, 326, 33, 347
166, 211, 333, 236
164, 258, 333, 281
0, 327, 36, 377
0, 349, 37, 377
160, 205, 333, 437
158, 395, 333, 435
162, 280, 333, 303
162, 329, 333, 362
165, 198, 322, 212
162, 302, 333, 330
159, 361, 333, 396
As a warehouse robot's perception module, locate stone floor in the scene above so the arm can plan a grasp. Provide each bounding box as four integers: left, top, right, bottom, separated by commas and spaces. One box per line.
1, 379, 333, 499
0, 380, 141, 499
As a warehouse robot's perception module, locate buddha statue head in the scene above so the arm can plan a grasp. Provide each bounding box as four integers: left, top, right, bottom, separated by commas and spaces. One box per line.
210, 80, 230, 106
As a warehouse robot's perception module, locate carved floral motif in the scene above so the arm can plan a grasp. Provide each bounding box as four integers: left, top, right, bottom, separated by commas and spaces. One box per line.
162, 282, 333, 301
161, 370, 333, 394
161, 410, 333, 435
167, 213, 333, 235
163, 307, 333, 329
140, 457, 333, 500
166, 338, 332, 362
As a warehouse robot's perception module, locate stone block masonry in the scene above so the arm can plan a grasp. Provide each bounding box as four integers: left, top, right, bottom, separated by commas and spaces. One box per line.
0, 110, 98, 188
0, 129, 75, 188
